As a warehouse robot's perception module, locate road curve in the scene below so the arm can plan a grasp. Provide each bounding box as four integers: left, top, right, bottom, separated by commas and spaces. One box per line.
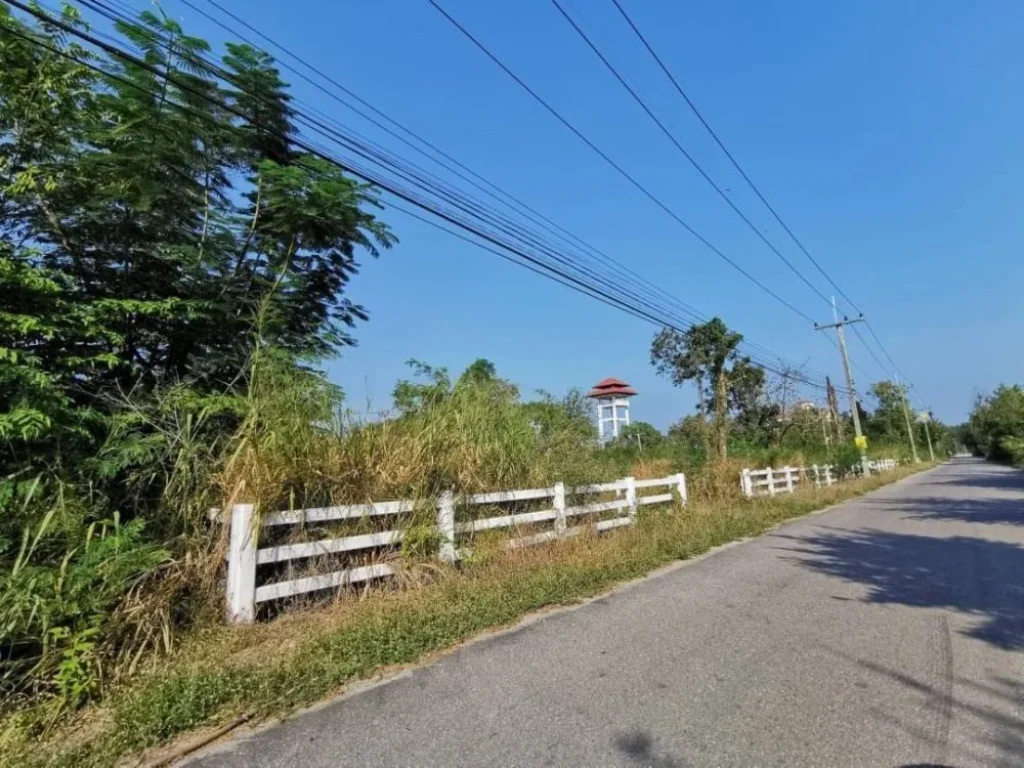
188, 459, 1024, 767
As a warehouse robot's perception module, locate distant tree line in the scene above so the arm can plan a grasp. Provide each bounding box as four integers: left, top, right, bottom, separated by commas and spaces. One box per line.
647, 318, 956, 464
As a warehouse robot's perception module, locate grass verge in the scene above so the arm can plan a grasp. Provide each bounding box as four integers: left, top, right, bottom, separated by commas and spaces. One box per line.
0, 464, 932, 767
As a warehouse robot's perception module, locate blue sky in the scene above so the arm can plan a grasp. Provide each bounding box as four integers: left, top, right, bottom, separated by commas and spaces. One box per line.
162, 0, 1023, 427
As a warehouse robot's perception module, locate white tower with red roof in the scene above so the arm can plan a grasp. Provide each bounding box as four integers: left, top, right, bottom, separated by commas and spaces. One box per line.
588, 377, 637, 444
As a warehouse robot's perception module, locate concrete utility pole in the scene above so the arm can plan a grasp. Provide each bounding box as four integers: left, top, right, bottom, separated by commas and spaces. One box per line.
920, 411, 936, 462
815, 299, 871, 476
895, 374, 920, 463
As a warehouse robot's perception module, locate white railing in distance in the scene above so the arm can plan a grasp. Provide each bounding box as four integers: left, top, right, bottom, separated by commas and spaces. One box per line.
740, 458, 901, 498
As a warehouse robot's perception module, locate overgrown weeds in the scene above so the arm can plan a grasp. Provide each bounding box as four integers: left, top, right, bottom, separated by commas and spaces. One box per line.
0, 464, 928, 767
0, 347, 918, 719
0, 352, 602, 714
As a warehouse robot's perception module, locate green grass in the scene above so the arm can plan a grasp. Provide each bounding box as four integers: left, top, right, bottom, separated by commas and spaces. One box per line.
0, 464, 931, 767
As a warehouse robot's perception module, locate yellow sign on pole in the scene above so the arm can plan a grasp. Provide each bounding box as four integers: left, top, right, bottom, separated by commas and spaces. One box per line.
854, 435, 868, 450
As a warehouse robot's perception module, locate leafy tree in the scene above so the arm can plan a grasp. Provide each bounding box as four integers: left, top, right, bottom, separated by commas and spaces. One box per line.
1, 6, 394, 476
455, 358, 518, 401
651, 318, 743, 460
723, 358, 780, 446
0, 5, 395, 701
392, 360, 454, 415
392, 359, 519, 416
865, 381, 907, 444
968, 385, 1024, 463
651, 326, 708, 418
778, 403, 830, 451
522, 388, 595, 445
614, 421, 664, 451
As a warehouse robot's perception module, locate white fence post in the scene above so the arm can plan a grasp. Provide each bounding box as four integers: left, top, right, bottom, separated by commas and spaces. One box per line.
553, 481, 567, 536
812, 464, 821, 488
784, 466, 795, 494
676, 473, 688, 507
740, 469, 751, 498
226, 503, 257, 624
437, 490, 456, 564
826, 466, 834, 486
625, 476, 637, 522
766, 467, 776, 496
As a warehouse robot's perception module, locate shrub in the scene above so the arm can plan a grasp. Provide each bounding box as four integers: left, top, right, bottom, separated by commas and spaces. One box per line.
0, 511, 167, 705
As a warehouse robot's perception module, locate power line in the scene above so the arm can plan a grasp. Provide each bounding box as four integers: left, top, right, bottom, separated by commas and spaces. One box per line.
608, 0, 920, 397
549, 0, 832, 309
5, 0, 843, 395
425, 0, 818, 325
608, 0, 860, 315
81, 1, 839, 391
106, 0, 837, 381
865, 321, 908, 382
2, 13, 693, 357
71, 0, 717, 337
139, 0, 826, 379
850, 324, 888, 375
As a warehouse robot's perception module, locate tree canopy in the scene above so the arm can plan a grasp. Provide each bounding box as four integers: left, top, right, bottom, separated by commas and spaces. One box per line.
0, 4, 397, 704
651, 318, 748, 459
1, 6, 394, 480
967, 385, 1024, 463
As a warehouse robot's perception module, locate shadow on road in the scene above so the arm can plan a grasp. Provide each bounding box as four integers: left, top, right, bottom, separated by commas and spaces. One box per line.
825, 647, 1024, 766
781, 529, 1024, 650
613, 729, 688, 768
926, 460, 1024, 494
857, 495, 1024, 526
850, 461, 1024, 526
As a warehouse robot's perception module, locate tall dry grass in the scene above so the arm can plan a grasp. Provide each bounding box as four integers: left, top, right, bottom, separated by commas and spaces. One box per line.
220, 356, 609, 523
0, 464, 929, 768
0, 344, 914, 733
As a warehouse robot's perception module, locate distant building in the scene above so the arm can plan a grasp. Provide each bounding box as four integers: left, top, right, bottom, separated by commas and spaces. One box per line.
588, 377, 637, 444
790, 399, 819, 415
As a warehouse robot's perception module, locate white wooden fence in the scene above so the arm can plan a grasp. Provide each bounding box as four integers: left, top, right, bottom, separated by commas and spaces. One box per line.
226, 473, 687, 623
868, 458, 899, 473
740, 458, 900, 498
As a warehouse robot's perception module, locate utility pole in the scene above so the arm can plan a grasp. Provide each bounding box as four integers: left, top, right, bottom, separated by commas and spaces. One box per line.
815, 299, 871, 476
920, 410, 936, 462
895, 374, 920, 463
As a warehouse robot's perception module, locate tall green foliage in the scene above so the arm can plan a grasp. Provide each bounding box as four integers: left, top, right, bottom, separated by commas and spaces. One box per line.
0, 4, 393, 706
968, 385, 1024, 464
651, 319, 754, 460
865, 380, 908, 443
0, 6, 393, 475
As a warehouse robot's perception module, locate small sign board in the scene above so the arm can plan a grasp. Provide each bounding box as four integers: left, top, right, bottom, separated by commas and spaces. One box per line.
855, 435, 868, 450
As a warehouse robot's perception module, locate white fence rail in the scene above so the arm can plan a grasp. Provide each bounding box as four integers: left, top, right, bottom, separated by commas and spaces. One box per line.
740, 458, 901, 498
227, 473, 687, 623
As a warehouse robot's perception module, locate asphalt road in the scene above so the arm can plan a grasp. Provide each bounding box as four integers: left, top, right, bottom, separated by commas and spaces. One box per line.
188, 459, 1024, 767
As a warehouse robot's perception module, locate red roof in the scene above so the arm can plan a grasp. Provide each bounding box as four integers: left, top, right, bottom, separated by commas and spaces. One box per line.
587, 377, 637, 398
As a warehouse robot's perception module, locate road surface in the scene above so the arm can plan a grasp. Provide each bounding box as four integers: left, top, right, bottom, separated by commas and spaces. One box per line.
189, 459, 1024, 767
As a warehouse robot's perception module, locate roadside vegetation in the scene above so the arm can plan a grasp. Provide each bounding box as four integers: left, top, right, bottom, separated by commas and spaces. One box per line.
0, 5, 955, 766
966, 385, 1024, 466
1, 464, 929, 768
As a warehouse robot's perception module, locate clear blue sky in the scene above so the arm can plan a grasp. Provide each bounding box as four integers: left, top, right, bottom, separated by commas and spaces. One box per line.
164, 0, 1023, 427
